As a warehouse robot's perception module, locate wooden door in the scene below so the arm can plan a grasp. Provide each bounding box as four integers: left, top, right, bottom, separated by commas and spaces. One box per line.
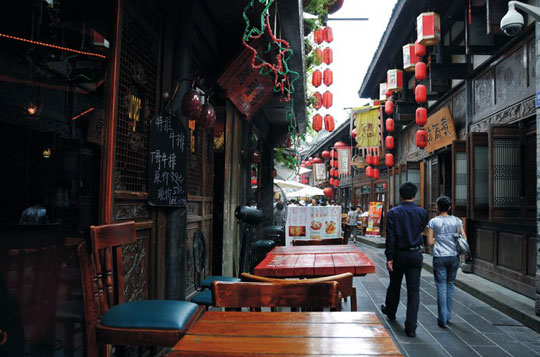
467, 132, 488, 220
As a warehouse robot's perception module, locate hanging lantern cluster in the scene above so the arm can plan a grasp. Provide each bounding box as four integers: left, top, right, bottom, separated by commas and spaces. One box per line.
311, 26, 334, 132
328, 149, 340, 188
413, 12, 439, 148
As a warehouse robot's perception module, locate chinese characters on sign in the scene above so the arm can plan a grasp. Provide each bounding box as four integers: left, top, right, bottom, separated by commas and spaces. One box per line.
337, 147, 351, 176
313, 163, 327, 183
425, 106, 456, 153
148, 114, 188, 207
217, 41, 274, 120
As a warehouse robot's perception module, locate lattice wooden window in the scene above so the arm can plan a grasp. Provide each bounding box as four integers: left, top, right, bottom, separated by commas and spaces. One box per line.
452, 141, 467, 217
114, 9, 159, 192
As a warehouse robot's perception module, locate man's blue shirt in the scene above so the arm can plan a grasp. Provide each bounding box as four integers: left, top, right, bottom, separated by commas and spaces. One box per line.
385, 201, 428, 261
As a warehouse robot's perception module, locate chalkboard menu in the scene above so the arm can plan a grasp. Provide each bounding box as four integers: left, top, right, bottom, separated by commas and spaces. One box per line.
148, 114, 188, 207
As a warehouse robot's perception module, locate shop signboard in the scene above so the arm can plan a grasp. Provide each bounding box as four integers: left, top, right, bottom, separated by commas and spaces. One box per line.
285, 206, 342, 245
365, 202, 383, 236
313, 163, 327, 183
337, 147, 351, 176
425, 106, 456, 153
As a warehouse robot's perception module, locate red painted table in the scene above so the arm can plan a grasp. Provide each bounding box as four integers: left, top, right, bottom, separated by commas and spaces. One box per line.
254, 245, 376, 277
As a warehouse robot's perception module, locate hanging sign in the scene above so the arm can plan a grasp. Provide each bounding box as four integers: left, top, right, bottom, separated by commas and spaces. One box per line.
148, 114, 188, 207
365, 201, 384, 236
313, 163, 327, 183
425, 106, 457, 153
337, 147, 351, 176
355, 108, 380, 149
217, 41, 274, 120
351, 154, 367, 171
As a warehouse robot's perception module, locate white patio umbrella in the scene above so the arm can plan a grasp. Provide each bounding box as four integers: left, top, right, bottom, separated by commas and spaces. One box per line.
274, 179, 309, 190
286, 186, 325, 198
274, 163, 312, 180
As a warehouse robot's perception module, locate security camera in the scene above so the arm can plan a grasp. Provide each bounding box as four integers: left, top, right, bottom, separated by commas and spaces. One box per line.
500, 1, 540, 37
500, 2, 524, 36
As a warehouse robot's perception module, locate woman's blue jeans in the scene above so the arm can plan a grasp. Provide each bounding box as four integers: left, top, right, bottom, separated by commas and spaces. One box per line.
433, 255, 459, 325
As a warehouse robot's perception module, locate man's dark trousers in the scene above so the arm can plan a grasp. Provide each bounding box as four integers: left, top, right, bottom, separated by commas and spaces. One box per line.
385, 249, 423, 332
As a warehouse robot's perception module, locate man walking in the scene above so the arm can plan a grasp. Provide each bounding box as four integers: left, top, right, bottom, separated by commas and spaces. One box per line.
381, 182, 427, 337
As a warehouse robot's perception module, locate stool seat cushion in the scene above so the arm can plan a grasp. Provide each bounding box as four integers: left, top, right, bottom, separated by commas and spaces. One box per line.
100, 300, 199, 330
191, 289, 213, 305
200, 276, 240, 289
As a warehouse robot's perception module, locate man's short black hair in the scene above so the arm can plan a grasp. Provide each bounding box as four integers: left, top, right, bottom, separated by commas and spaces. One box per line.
399, 182, 417, 200
436, 196, 452, 212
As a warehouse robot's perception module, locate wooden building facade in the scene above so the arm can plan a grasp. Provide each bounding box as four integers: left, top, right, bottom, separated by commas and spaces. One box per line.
358, 0, 539, 306
0, 0, 306, 354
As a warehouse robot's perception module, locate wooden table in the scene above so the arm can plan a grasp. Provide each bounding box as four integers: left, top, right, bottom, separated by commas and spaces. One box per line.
168, 311, 402, 356
254, 245, 376, 277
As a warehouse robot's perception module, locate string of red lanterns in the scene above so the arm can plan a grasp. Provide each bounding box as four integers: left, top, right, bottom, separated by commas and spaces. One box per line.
311, 26, 335, 133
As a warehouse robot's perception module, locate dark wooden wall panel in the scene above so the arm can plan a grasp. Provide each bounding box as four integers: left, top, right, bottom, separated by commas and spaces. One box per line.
475, 228, 495, 262
497, 232, 522, 271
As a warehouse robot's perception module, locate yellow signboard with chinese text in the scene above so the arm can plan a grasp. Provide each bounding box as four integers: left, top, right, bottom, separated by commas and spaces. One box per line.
355, 108, 379, 148
425, 106, 456, 153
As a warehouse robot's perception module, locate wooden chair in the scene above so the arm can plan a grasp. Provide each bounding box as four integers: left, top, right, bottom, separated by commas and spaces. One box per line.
241, 272, 357, 311
211, 281, 342, 311
292, 237, 344, 246
78, 221, 204, 356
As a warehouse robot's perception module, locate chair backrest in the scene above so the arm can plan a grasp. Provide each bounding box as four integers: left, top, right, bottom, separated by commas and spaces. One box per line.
78, 221, 137, 351
292, 238, 343, 246
240, 272, 354, 298
211, 281, 341, 310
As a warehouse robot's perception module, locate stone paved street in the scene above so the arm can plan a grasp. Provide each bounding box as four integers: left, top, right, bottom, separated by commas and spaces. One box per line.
353, 242, 540, 357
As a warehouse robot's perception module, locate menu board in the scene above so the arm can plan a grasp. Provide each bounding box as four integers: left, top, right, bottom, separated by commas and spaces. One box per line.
365, 202, 383, 236
148, 114, 187, 207
285, 206, 342, 245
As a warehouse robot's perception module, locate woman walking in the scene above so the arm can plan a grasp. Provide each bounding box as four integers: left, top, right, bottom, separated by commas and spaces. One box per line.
426, 196, 466, 328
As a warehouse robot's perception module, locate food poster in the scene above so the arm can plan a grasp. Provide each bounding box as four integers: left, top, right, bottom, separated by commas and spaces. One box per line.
365, 202, 383, 236
285, 206, 342, 245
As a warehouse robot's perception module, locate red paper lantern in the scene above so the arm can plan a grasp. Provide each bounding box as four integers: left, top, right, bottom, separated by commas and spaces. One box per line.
323, 187, 333, 197
321, 150, 331, 160
313, 92, 323, 109
181, 89, 202, 120
415, 42, 426, 57
366, 155, 373, 165
366, 165, 373, 177
385, 100, 394, 115
323, 68, 333, 86
373, 155, 380, 166
322, 91, 333, 109
306, 159, 313, 167
385, 136, 395, 150
327, 0, 344, 14
333, 160, 339, 168
301, 161, 306, 168
334, 141, 347, 147
373, 168, 380, 180
329, 177, 334, 185
386, 118, 395, 132
324, 114, 335, 132
385, 88, 393, 98
415, 84, 427, 103
312, 157, 324, 164
332, 150, 338, 159
314, 48, 323, 65
417, 129, 428, 148
312, 70, 322, 87
417, 12, 441, 46
251, 178, 257, 185
199, 102, 217, 129
313, 114, 323, 132
351, 128, 357, 139
314, 28, 324, 44
415, 61, 426, 80
333, 179, 339, 187
385, 153, 394, 167
324, 26, 334, 43
251, 150, 260, 163
323, 47, 333, 65
416, 107, 428, 126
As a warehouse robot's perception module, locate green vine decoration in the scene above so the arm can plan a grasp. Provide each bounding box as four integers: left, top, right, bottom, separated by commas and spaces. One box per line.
274, 148, 298, 170
303, 0, 337, 23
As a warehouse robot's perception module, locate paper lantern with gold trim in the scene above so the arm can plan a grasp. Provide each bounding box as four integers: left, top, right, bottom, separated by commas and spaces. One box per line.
417, 12, 441, 46
402, 43, 419, 71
